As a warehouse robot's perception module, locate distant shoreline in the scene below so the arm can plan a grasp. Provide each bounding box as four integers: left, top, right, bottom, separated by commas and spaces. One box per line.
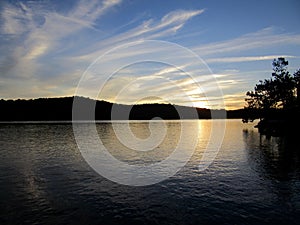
0, 118, 243, 124
0, 96, 245, 121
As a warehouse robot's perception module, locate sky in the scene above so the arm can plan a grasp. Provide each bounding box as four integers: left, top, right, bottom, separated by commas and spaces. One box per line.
1, 0, 300, 109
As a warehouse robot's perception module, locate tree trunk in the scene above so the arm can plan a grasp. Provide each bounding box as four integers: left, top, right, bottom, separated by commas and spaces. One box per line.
297, 82, 300, 107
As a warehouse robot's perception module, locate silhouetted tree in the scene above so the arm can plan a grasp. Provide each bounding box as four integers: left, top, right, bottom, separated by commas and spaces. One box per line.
243, 58, 299, 123
271, 58, 295, 108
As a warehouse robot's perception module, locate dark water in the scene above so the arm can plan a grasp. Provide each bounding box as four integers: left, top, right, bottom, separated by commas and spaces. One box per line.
0, 120, 300, 225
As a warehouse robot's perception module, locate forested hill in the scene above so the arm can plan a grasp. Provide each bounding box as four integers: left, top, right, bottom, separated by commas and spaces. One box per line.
0, 96, 243, 121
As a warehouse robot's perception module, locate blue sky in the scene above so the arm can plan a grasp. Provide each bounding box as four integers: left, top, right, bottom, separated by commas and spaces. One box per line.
1, 0, 300, 109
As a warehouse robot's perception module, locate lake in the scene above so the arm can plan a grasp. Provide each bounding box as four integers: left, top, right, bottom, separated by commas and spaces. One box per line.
0, 119, 299, 224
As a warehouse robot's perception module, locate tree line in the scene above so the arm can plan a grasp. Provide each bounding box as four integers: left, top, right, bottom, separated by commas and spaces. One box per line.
0, 96, 237, 121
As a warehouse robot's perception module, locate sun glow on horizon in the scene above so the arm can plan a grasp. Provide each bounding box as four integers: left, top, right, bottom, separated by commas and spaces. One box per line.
191, 101, 208, 109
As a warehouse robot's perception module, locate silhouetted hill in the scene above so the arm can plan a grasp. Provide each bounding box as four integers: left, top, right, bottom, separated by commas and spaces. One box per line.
0, 96, 244, 121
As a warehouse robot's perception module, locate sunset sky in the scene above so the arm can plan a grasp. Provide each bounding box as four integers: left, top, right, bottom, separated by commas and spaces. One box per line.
1, 0, 300, 109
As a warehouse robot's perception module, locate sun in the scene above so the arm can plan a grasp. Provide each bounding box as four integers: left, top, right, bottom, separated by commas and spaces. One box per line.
192, 101, 208, 109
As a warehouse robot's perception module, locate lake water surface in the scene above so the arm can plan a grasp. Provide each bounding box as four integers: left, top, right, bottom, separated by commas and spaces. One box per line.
0, 120, 300, 224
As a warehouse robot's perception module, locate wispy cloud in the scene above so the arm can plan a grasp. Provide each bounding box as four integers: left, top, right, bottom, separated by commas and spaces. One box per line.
69, 0, 122, 24
0, 0, 123, 97
193, 28, 300, 57
206, 55, 297, 64
75, 9, 205, 60
222, 93, 247, 110
97, 61, 228, 109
